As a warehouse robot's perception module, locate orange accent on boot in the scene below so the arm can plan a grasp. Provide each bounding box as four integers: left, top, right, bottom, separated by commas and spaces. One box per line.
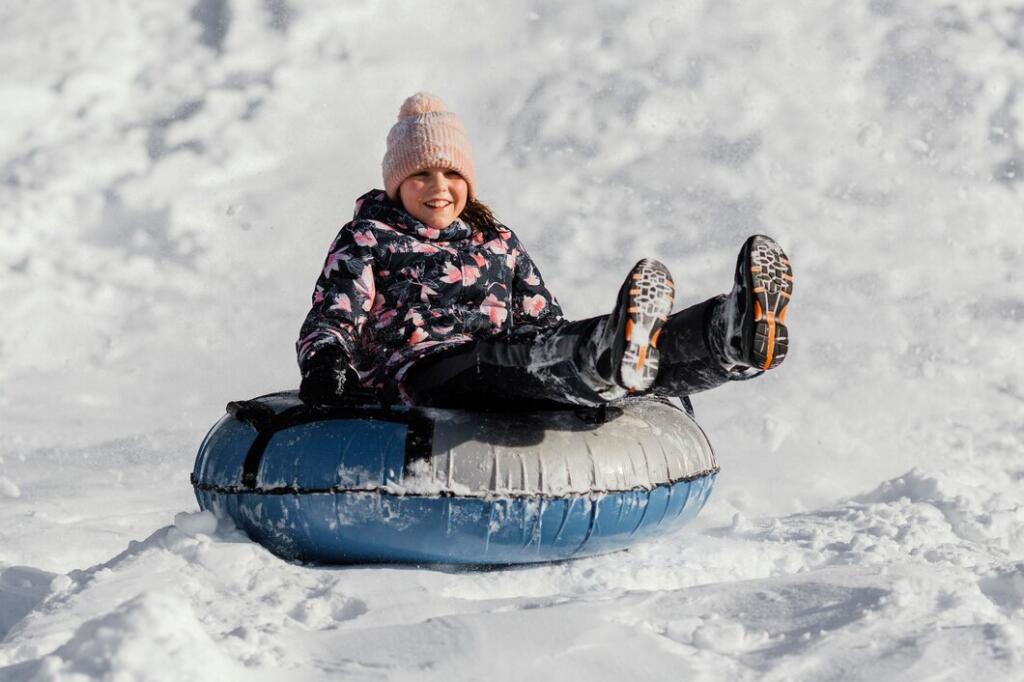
651, 328, 662, 347
624, 318, 634, 341
754, 300, 763, 321
763, 311, 776, 369
636, 345, 648, 369
779, 306, 787, 323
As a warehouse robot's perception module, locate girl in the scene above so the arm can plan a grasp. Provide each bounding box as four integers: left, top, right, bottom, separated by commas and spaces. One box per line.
297, 93, 793, 409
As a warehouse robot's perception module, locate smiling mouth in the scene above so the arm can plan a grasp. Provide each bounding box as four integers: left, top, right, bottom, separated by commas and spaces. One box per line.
424, 200, 452, 209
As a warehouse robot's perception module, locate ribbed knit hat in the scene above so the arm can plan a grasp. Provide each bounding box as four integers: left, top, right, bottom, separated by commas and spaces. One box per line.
382, 92, 476, 200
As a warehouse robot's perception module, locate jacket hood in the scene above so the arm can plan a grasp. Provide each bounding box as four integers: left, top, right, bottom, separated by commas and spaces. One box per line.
352, 189, 473, 242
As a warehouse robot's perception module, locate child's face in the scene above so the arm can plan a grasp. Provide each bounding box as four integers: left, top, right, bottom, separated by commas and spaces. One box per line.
398, 168, 469, 230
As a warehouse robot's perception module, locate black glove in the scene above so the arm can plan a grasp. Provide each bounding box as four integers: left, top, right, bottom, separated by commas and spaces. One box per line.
299, 347, 348, 405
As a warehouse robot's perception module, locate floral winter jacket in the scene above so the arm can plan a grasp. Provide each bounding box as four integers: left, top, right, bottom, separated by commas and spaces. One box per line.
296, 189, 564, 401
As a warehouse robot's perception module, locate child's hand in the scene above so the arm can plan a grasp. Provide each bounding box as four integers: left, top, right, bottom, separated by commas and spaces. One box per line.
299, 348, 348, 404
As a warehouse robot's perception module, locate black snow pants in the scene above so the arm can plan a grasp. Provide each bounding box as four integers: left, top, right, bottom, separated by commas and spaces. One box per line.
402, 296, 737, 410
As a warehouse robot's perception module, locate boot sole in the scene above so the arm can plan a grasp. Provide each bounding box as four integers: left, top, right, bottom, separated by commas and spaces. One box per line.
618, 259, 675, 392
742, 235, 793, 370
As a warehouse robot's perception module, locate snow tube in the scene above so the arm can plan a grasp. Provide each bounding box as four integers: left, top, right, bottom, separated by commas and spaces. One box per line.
190, 391, 718, 565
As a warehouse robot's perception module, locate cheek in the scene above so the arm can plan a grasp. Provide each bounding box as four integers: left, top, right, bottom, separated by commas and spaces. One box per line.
399, 182, 424, 212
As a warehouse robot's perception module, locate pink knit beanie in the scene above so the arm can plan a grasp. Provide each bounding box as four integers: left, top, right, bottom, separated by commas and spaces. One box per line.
382, 92, 476, 200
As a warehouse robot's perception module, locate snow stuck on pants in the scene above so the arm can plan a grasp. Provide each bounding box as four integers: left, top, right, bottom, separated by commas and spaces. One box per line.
1, 1, 1023, 680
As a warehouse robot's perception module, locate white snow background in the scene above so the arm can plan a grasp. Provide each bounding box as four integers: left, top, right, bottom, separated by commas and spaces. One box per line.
2, 0, 1023, 679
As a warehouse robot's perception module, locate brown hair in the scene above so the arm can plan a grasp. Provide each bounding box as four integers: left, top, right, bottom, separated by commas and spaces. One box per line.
459, 197, 503, 237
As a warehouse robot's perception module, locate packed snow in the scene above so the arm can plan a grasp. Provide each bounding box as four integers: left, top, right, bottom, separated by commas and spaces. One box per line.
2, 0, 1023, 679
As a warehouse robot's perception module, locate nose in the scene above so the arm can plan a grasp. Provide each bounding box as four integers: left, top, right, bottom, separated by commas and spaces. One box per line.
429, 171, 450, 192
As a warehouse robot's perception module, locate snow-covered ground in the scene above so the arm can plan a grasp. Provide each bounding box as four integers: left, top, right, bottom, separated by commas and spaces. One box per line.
2, 0, 1023, 679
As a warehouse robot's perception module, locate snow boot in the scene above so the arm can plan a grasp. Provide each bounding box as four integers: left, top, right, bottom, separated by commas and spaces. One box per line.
710, 235, 793, 371
594, 258, 676, 393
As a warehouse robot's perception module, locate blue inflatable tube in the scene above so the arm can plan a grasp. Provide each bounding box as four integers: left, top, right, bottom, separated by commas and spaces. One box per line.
191, 391, 718, 565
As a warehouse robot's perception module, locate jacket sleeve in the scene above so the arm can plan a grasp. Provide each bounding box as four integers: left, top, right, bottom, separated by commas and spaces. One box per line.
295, 222, 378, 371
508, 234, 564, 334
